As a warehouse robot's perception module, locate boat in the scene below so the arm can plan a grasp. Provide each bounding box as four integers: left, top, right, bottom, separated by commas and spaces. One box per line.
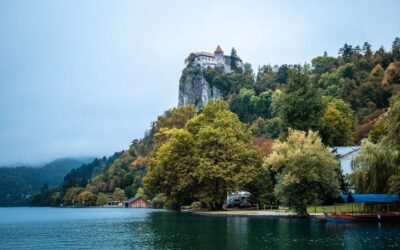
324, 194, 400, 222
324, 211, 400, 222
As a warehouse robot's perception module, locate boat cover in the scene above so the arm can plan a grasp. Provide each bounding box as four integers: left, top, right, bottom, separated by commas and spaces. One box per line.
338, 194, 399, 203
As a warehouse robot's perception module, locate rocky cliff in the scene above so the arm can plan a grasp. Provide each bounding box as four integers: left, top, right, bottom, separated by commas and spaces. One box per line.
178, 66, 222, 109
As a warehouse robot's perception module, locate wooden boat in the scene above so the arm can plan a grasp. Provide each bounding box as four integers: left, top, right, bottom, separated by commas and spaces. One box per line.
324, 211, 400, 222
325, 194, 400, 222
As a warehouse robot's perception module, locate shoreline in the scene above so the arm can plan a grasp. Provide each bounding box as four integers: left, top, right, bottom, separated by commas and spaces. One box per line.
183, 209, 325, 219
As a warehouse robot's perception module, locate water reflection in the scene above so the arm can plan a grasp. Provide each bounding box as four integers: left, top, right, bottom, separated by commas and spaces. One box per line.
1, 208, 400, 249
133, 212, 400, 250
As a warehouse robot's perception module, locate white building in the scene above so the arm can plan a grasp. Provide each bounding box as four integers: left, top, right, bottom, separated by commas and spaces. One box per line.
332, 146, 360, 176
187, 45, 244, 73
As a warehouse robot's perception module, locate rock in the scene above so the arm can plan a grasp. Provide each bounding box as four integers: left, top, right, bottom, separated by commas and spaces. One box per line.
178, 66, 221, 109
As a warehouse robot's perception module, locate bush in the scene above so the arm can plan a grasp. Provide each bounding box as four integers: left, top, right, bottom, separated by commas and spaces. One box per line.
151, 193, 168, 209
190, 201, 202, 210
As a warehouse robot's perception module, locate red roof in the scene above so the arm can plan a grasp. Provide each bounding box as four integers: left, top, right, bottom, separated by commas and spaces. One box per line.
214, 45, 223, 53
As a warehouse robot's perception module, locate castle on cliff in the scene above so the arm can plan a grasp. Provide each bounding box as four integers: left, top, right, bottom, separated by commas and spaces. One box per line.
178, 45, 244, 109
185, 45, 243, 73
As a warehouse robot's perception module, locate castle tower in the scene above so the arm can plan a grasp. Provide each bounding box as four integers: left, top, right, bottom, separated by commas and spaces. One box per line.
214, 45, 224, 64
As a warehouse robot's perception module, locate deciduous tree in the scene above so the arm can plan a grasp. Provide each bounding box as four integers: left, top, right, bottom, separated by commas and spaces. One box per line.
264, 129, 340, 216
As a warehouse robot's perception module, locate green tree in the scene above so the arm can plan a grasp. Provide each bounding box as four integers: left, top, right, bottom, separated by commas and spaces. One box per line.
96, 192, 108, 206
363, 42, 373, 62
311, 54, 337, 75
255, 65, 277, 93
134, 187, 147, 199
78, 191, 96, 206
281, 68, 324, 133
392, 37, 400, 61
151, 193, 168, 209
385, 93, 400, 146
264, 129, 340, 216
248, 117, 268, 137
230, 47, 238, 71
276, 65, 289, 84
265, 117, 282, 139
270, 89, 284, 117
321, 98, 356, 146
63, 187, 84, 206
113, 188, 125, 202
144, 99, 262, 210
144, 129, 197, 209
350, 139, 397, 193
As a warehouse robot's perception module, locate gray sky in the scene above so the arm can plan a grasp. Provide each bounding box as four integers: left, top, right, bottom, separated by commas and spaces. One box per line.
0, 0, 399, 165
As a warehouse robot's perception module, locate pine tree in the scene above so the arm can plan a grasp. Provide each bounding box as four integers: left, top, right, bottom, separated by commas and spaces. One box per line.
230, 47, 238, 71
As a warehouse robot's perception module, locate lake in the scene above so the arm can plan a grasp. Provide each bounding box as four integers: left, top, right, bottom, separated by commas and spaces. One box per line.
0, 207, 399, 249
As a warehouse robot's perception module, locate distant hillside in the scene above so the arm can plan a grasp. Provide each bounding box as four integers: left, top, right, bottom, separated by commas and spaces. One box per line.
0, 157, 93, 206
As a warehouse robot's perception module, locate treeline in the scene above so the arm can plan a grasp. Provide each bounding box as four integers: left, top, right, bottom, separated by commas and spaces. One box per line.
203, 38, 400, 145
0, 158, 91, 206
30, 38, 400, 214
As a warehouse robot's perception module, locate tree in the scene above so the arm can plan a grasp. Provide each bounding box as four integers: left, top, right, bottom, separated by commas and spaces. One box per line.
134, 187, 147, 199
113, 188, 125, 202
385, 93, 400, 146
276, 65, 289, 84
255, 65, 277, 92
144, 128, 197, 209
78, 191, 96, 206
230, 47, 238, 71
338, 43, 353, 62
153, 105, 197, 148
281, 67, 324, 133
311, 55, 337, 75
151, 193, 168, 209
264, 129, 340, 216
318, 71, 341, 97
363, 42, 373, 61
382, 62, 400, 86
350, 139, 397, 193
144, 99, 262, 210
321, 98, 356, 146
229, 88, 273, 123
63, 187, 85, 206
350, 94, 400, 193
392, 37, 400, 61
96, 192, 108, 206
270, 89, 284, 117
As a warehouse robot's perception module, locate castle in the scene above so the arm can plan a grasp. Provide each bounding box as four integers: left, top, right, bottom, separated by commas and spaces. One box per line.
186, 45, 244, 72
178, 45, 244, 109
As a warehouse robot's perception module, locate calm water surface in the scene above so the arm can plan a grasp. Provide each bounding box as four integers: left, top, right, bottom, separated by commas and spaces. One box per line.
0, 207, 399, 249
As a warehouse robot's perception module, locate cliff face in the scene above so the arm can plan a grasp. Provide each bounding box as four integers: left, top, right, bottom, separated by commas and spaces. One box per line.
178, 66, 221, 109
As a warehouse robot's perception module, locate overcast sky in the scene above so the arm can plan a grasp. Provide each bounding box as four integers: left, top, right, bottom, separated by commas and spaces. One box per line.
0, 0, 399, 165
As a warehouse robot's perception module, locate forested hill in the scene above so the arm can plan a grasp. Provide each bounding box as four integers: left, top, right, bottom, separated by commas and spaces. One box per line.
0, 157, 93, 206
30, 38, 400, 208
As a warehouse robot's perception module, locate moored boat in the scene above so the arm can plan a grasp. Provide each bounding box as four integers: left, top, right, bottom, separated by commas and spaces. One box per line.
324, 211, 400, 222
324, 194, 400, 222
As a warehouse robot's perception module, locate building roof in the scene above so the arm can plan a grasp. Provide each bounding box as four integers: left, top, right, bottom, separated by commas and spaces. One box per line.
196, 52, 215, 58
337, 194, 399, 203
215, 45, 223, 53
331, 146, 360, 158
124, 197, 151, 204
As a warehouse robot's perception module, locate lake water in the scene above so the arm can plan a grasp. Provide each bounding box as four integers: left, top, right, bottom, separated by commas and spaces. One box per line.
0, 208, 400, 249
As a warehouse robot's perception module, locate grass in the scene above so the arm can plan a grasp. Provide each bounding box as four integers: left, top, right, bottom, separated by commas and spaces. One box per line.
203, 210, 259, 215
307, 204, 364, 213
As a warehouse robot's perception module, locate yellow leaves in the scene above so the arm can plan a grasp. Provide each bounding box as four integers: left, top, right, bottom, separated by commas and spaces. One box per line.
323, 104, 341, 127
144, 99, 262, 207
263, 151, 285, 171
282, 173, 300, 186
382, 62, 400, 86
370, 64, 384, 79
131, 155, 147, 168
